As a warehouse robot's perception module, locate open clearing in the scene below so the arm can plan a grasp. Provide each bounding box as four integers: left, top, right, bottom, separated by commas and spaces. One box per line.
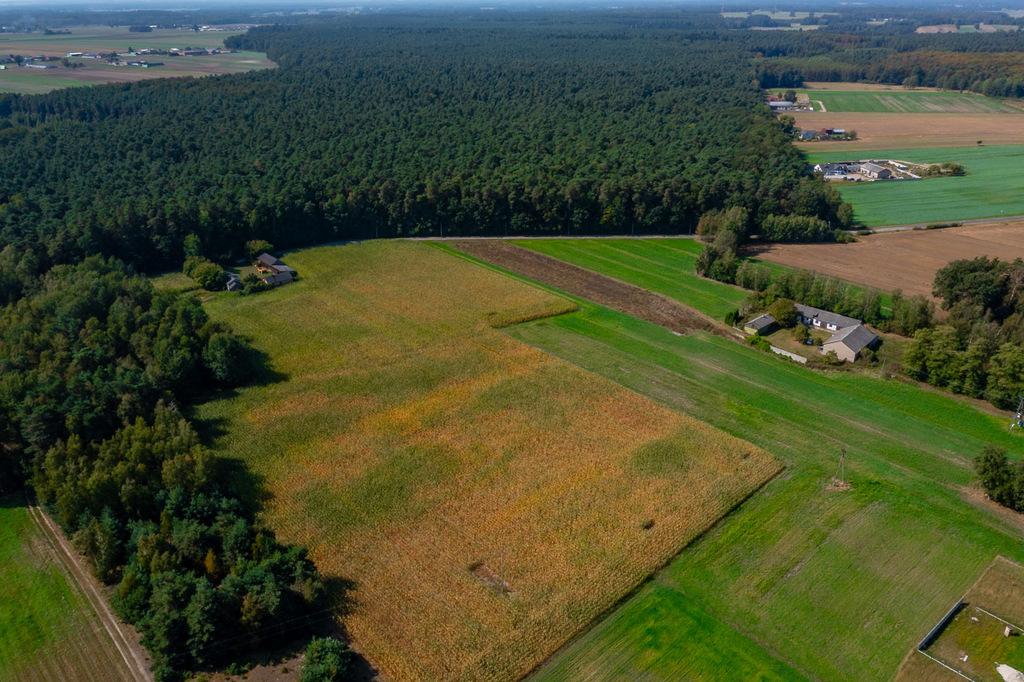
0, 26, 272, 93
808, 145, 1024, 226
753, 221, 1024, 298
196, 241, 779, 680
0, 499, 136, 681
897, 557, 1024, 681
794, 112, 1024, 150
794, 88, 1024, 113
441, 240, 1024, 679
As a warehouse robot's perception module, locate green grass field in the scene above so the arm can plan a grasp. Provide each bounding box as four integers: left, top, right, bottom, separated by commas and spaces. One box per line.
797, 89, 1024, 113
432, 243, 1024, 680
512, 238, 894, 319
510, 238, 746, 319
509, 303, 1024, 681
0, 500, 130, 681
808, 145, 1024, 226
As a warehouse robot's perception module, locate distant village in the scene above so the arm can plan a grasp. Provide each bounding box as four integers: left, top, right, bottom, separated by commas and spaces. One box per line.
1, 45, 235, 71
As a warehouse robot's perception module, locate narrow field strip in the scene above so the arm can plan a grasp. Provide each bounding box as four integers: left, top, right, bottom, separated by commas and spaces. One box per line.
453, 240, 727, 335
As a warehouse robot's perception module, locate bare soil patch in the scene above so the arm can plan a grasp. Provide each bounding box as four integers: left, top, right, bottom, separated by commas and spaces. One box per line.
793, 112, 1024, 150
752, 221, 1024, 298
453, 240, 725, 336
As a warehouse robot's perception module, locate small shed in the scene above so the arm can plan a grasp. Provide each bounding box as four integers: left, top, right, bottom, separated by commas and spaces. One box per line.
744, 314, 778, 336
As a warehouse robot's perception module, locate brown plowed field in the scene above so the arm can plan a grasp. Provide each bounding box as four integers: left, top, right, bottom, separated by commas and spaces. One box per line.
793, 112, 1024, 150
452, 239, 725, 336
754, 221, 1024, 298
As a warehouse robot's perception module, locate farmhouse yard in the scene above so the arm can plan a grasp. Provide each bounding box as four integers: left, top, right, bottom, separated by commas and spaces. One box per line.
897, 557, 1024, 681
752, 220, 1024, 299
195, 241, 779, 681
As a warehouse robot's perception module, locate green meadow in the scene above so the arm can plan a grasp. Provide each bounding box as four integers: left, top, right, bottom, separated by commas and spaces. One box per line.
0, 501, 131, 681
808, 145, 1024, 226
511, 238, 746, 319
512, 238, 892, 318
797, 89, 1024, 113
432, 242, 1024, 680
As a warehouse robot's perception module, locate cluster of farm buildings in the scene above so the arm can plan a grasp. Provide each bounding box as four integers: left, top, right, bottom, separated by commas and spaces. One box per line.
1, 46, 232, 71
744, 303, 879, 363
767, 93, 814, 112
797, 127, 854, 141
812, 160, 921, 182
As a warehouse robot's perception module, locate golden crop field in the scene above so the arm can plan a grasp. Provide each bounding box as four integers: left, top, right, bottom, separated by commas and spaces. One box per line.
196, 241, 779, 680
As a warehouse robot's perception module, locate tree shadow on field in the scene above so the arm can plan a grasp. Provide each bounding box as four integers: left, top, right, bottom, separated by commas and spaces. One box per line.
204, 575, 378, 681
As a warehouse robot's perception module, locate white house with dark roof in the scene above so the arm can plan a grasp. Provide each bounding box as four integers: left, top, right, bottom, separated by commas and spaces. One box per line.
794, 303, 878, 362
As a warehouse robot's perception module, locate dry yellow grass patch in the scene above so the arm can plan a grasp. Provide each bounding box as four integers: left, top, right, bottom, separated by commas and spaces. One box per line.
198, 241, 779, 680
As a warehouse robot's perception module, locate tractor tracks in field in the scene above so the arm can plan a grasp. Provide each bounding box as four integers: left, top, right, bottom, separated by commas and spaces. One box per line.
27, 504, 152, 682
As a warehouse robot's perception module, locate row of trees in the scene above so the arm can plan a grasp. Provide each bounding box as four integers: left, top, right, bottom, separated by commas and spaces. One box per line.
0, 17, 847, 275
0, 257, 324, 680
904, 257, 1024, 410
751, 28, 1024, 97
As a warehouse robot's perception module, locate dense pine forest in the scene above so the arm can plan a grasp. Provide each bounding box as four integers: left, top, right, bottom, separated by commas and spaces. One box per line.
0, 15, 849, 274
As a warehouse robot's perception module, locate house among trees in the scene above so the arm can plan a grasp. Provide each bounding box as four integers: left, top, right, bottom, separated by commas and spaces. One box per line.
796, 303, 878, 362
254, 253, 297, 287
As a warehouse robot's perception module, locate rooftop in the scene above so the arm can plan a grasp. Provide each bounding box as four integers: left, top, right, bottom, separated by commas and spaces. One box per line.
824, 323, 878, 353
794, 303, 861, 330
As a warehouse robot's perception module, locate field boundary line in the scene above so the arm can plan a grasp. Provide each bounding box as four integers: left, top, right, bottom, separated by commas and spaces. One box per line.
28, 505, 152, 682
974, 605, 1024, 631
520, 467, 803, 680
917, 649, 975, 681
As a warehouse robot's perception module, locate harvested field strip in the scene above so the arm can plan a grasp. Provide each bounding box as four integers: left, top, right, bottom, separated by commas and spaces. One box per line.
0, 499, 137, 682
510, 238, 747, 320
452, 240, 725, 335
197, 241, 779, 681
754, 221, 1024, 299
792, 112, 1024, 150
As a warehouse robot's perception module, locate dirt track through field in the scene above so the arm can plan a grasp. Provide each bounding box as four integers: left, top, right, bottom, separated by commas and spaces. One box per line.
753, 221, 1024, 298
452, 240, 726, 336
28, 506, 151, 682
